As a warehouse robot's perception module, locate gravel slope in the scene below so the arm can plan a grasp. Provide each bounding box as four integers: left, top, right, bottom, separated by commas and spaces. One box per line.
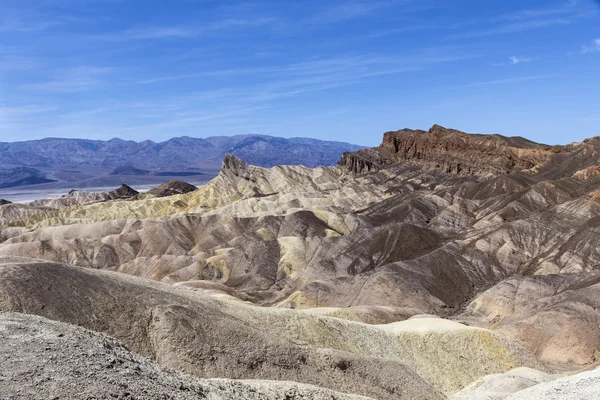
0, 312, 371, 400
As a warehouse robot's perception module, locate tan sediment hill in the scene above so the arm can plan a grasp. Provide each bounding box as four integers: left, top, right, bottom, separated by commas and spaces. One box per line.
451, 366, 600, 400
451, 367, 554, 400
0, 258, 544, 399
3, 126, 600, 397
0, 311, 372, 400
503, 367, 600, 400
460, 272, 600, 365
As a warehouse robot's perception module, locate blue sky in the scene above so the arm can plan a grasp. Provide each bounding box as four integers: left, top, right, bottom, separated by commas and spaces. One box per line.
0, 0, 599, 146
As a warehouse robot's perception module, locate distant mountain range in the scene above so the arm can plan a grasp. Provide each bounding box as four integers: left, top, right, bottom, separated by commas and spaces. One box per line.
0, 135, 363, 189
0, 167, 57, 189
0, 135, 362, 170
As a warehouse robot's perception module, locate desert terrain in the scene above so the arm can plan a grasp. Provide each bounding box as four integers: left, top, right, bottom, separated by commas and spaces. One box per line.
2, 125, 600, 399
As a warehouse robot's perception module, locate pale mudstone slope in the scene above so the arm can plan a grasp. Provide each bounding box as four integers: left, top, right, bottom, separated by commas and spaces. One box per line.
450, 368, 554, 400
504, 367, 600, 400
0, 258, 544, 399
0, 312, 371, 400
450, 366, 600, 400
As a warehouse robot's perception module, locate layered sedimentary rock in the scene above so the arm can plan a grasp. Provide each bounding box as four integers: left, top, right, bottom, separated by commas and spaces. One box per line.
0, 312, 371, 400
339, 125, 562, 176
0, 258, 545, 399
461, 273, 600, 365
3, 125, 600, 397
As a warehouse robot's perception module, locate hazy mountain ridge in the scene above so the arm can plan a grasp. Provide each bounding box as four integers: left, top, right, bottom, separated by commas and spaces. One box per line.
0, 167, 57, 188
0, 134, 363, 170
0, 134, 363, 190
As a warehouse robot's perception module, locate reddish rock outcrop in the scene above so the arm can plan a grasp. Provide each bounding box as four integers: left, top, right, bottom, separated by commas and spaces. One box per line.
340, 125, 556, 176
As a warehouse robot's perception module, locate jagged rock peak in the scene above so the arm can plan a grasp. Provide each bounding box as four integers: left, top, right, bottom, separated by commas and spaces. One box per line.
111, 184, 139, 198
221, 154, 249, 176
0, 199, 11, 206
147, 180, 198, 197
428, 124, 467, 137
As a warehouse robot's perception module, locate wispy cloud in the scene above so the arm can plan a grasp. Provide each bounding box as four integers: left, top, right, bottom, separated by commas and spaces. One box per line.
1, 0, 596, 143
0, 105, 58, 118
133, 51, 475, 95
581, 38, 600, 53
20, 66, 114, 93
119, 26, 197, 40
0, 54, 38, 71
310, 0, 413, 24
490, 0, 581, 22
92, 17, 277, 41
0, 12, 59, 33
448, 1, 593, 40
492, 55, 534, 67
318, 24, 435, 48
449, 18, 576, 40
465, 74, 558, 88
5, 49, 473, 140
510, 56, 532, 64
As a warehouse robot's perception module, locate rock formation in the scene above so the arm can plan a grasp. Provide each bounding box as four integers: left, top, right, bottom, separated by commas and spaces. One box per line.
28, 184, 139, 209
147, 180, 198, 197
338, 125, 557, 175
2, 125, 600, 398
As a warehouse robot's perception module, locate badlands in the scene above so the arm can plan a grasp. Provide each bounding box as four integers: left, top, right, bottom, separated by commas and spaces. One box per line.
2, 125, 600, 399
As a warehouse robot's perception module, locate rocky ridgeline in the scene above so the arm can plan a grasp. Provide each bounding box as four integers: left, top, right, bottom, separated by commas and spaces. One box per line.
29, 184, 139, 209
339, 124, 558, 176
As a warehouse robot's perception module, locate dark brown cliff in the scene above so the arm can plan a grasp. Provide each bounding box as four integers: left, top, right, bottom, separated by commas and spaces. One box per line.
339, 124, 557, 176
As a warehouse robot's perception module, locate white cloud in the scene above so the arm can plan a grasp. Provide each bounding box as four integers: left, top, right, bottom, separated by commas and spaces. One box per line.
581, 38, 600, 54
510, 56, 532, 64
